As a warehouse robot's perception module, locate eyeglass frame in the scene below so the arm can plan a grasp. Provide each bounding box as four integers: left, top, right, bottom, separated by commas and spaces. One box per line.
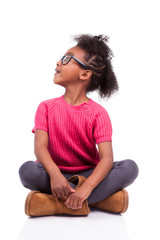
61, 54, 89, 70
60, 54, 105, 73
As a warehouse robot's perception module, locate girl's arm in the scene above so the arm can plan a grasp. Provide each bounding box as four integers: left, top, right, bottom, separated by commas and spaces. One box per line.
82, 141, 113, 191
64, 141, 113, 209
34, 130, 75, 198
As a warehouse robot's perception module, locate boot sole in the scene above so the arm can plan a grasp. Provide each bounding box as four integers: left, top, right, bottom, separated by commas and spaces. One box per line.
25, 191, 39, 216
121, 189, 129, 213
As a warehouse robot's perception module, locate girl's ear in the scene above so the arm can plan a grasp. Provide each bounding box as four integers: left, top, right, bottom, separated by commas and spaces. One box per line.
80, 70, 92, 80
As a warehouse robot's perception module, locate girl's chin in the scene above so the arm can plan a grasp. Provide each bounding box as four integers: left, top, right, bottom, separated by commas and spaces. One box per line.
53, 79, 65, 87
54, 74, 62, 81
53, 76, 59, 83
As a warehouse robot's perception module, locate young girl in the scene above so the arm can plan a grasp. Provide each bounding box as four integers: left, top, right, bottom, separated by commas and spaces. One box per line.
19, 34, 139, 216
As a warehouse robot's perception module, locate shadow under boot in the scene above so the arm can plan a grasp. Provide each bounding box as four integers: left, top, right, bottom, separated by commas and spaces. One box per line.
25, 175, 90, 216
89, 189, 129, 213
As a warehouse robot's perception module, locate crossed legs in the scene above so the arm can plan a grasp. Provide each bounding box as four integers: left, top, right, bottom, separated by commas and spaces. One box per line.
19, 159, 139, 205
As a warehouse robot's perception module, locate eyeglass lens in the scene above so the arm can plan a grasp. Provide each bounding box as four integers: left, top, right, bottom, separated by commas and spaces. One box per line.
61, 55, 72, 65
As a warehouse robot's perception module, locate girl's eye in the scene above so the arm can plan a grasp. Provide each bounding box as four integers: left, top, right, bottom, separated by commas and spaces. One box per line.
64, 56, 71, 62
61, 55, 72, 64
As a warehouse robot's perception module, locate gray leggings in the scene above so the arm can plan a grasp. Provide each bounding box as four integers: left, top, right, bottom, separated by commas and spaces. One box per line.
19, 160, 139, 205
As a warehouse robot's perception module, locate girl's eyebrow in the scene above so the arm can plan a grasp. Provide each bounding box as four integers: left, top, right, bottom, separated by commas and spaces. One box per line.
65, 52, 74, 56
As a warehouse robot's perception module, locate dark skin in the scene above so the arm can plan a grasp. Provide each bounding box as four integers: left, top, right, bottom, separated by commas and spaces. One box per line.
54, 46, 92, 106
34, 46, 114, 209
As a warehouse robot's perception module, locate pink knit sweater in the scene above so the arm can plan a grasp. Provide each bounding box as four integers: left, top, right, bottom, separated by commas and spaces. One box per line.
32, 95, 112, 173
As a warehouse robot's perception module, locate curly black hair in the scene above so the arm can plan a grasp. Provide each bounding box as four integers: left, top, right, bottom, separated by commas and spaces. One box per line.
74, 34, 119, 99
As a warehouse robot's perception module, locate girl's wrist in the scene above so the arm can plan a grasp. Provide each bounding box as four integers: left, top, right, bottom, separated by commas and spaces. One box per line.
81, 179, 94, 192
49, 167, 62, 180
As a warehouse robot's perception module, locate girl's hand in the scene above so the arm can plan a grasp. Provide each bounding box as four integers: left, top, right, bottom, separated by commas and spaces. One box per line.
64, 185, 92, 209
50, 173, 75, 199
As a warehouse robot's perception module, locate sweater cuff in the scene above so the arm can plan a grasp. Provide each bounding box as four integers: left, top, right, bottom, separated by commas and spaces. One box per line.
96, 136, 112, 144
32, 125, 48, 133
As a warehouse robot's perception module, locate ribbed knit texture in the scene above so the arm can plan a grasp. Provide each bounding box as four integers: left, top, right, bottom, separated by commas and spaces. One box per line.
32, 95, 112, 173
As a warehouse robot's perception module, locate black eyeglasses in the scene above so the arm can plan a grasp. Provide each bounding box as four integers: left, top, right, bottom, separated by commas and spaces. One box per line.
61, 54, 89, 70
60, 54, 105, 73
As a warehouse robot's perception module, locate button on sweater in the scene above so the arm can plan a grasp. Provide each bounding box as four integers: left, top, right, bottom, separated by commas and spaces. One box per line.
32, 95, 112, 173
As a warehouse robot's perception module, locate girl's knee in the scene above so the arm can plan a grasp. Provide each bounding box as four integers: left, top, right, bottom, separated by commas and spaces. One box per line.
19, 161, 36, 188
124, 159, 139, 182
19, 161, 33, 178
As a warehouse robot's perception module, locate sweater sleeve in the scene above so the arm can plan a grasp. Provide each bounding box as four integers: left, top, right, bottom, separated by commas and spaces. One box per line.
32, 101, 48, 133
93, 109, 112, 144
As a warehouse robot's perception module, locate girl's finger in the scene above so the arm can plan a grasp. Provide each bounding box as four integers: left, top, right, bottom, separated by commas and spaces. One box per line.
72, 198, 79, 209
77, 199, 82, 209
57, 191, 64, 199
66, 196, 74, 209
52, 191, 58, 200
64, 188, 70, 197
64, 196, 70, 207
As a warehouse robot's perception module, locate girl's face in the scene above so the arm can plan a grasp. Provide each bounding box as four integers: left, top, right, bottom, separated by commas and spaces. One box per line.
53, 46, 89, 87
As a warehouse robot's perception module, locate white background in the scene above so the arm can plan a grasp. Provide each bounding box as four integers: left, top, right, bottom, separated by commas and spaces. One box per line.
0, 0, 160, 239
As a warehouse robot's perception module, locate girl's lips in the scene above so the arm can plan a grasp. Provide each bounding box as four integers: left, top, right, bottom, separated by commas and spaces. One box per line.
54, 70, 60, 75
54, 72, 60, 76
55, 68, 61, 73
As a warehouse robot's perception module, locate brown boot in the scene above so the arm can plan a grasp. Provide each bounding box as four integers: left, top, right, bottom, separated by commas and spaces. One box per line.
70, 176, 129, 213
89, 189, 129, 213
25, 175, 90, 216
